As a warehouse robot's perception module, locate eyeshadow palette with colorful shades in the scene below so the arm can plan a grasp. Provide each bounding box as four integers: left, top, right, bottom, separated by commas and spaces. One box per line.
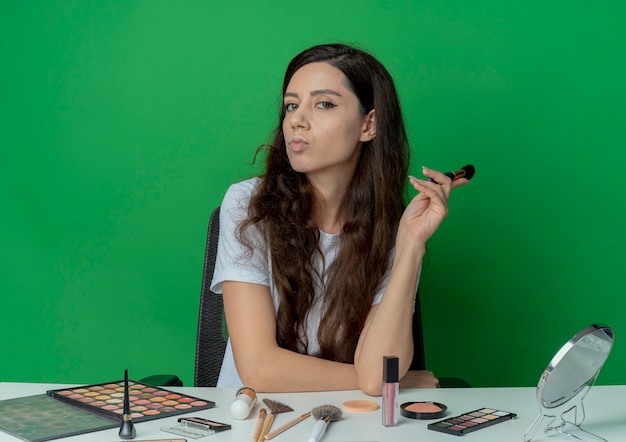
46, 380, 215, 423
427, 407, 516, 435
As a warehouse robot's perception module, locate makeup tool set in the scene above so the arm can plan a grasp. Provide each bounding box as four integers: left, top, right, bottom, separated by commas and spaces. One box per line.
246, 399, 342, 442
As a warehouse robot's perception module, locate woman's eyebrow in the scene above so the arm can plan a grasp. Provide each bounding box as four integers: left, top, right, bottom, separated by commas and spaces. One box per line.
311, 89, 343, 97
284, 89, 343, 99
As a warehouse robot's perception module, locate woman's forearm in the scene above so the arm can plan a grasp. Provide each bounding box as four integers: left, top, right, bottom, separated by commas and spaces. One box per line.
223, 281, 360, 393
354, 237, 425, 395
236, 345, 360, 393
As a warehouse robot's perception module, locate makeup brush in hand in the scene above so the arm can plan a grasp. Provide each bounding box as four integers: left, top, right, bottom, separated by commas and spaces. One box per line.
257, 398, 293, 442
308, 404, 342, 442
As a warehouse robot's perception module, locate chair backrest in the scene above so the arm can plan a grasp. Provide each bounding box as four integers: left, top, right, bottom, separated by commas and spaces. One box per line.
411, 291, 426, 370
193, 205, 426, 386
194, 206, 227, 387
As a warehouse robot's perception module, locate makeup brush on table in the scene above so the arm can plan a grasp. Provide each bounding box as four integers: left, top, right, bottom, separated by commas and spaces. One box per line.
256, 398, 293, 442
308, 404, 342, 442
264, 410, 311, 440
250, 408, 266, 442
118, 369, 136, 440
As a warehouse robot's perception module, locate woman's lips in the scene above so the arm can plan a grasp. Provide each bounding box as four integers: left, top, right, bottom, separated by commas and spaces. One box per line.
288, 136, 309, 152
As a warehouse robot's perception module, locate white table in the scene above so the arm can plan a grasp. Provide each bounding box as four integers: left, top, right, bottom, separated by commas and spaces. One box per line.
1, 383, 625, 441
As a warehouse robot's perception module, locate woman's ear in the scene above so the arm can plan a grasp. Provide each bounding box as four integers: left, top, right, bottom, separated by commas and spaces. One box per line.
360, 109, 376, 142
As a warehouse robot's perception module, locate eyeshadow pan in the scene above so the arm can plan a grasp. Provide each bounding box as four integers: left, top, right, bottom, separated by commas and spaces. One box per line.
428, 407, 517, 435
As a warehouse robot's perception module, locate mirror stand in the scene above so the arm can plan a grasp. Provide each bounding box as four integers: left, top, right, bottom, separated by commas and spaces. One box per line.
524, 373, 606, 442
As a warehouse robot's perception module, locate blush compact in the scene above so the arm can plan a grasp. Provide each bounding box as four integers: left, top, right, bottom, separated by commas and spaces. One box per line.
400, 401, 447, 420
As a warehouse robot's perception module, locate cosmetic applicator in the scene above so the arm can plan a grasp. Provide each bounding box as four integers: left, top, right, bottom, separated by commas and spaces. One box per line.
231, 386, 257, 419
118, 368, 136, 439
264, 411, 311, 440
427, 164, 475, 184
257, 399, 293, 442
308, 404, 342, 442
250, 408, 266, 442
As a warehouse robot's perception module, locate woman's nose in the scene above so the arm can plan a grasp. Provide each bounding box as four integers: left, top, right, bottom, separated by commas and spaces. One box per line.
289, 106, 310, 129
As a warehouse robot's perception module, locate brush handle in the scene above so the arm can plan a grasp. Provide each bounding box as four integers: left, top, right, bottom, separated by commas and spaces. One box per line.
250, 408, 266, 442
264, 411, 311, 440
257, 413, 275, 442
308, 419, 329, 442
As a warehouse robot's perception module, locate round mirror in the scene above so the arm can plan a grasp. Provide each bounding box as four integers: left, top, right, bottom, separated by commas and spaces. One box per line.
537, 324, 614, 409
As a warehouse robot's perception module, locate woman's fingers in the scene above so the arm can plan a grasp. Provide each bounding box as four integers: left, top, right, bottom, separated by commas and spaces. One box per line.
408, 175, 449, 215
409, 166, 469, 199
421, 166, 452, 186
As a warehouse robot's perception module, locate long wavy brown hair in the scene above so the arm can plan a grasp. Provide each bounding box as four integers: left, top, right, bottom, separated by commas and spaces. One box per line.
239, 43, 410, 363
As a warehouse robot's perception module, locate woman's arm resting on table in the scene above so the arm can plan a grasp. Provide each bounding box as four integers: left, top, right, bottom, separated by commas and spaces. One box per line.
222, 280, 360, 392
400, 370, 439, 389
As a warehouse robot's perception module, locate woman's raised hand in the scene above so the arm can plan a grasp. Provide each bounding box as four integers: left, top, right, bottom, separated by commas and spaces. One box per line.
400, 166, 469, 247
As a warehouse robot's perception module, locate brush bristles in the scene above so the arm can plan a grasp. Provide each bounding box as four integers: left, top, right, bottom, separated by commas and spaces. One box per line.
262, 398, 294, 414
312, 404, 342, 422
462, 164, 475, 180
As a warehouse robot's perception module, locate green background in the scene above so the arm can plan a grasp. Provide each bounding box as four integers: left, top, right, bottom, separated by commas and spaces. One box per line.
1, 1, 624, 388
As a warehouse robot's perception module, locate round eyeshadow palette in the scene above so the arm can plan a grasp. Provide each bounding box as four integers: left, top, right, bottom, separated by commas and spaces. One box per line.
46, 380, 215, 423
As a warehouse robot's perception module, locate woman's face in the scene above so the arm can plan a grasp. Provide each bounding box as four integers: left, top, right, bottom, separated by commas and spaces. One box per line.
282, 62, 375, 183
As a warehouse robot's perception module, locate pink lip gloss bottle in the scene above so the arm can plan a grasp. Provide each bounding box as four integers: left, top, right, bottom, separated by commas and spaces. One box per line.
382, 355, 399, 427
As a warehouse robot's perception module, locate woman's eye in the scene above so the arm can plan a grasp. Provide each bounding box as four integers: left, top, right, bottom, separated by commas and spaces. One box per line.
284, 103, 297, 112
316, 101, 336, 109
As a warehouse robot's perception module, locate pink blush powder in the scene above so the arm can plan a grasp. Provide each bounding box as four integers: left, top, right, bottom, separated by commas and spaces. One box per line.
405, 402, 443, 413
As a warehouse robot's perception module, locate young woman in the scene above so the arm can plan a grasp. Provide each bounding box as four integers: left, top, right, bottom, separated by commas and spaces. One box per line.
211, 43, 468, 395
